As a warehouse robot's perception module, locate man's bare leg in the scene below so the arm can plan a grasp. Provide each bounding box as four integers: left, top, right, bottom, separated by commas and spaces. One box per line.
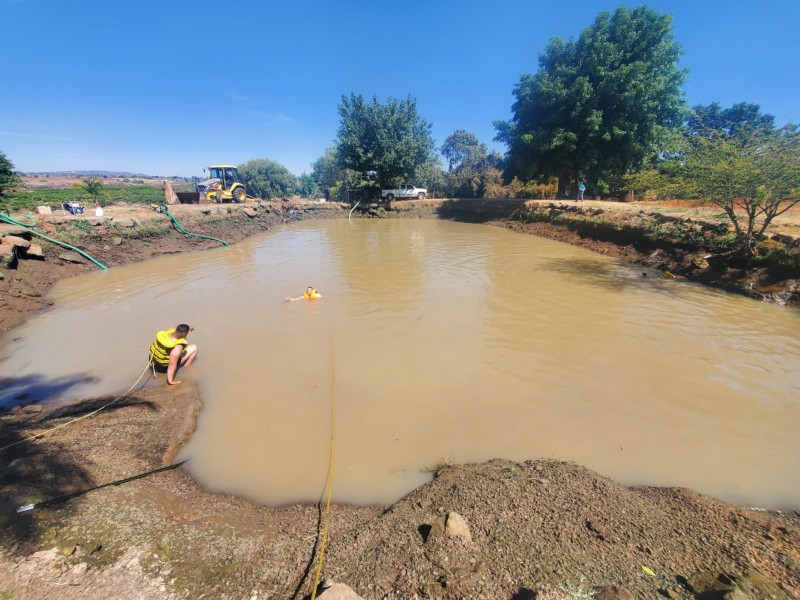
180, 344, 198, 367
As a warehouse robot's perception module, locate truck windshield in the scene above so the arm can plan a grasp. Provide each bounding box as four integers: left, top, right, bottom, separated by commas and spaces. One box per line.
209, 167, 224, 180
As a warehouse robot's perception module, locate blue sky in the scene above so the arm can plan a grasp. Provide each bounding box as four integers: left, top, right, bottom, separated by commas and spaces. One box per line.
2, 0, 798, 177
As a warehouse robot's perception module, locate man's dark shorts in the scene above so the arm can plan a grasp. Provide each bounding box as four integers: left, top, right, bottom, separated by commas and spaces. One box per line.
150, 358, 169, 373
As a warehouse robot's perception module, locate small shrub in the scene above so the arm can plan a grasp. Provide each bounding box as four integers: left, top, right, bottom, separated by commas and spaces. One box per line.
72, 219, 94, 233
753, 244, 798, 269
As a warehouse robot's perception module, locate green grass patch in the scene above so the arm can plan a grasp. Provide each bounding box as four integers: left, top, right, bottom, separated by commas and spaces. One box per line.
2, 185, 164, 212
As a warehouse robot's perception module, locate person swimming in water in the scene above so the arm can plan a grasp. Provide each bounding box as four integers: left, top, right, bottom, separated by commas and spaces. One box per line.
285, 286, 323, 302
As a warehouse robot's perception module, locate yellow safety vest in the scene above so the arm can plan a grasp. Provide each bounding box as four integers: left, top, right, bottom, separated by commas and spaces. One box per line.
149, 329, 187, 365
304, 289, 320, 299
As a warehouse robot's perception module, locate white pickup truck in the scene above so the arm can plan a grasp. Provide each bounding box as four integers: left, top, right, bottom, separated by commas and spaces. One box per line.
381, 184, 427, 201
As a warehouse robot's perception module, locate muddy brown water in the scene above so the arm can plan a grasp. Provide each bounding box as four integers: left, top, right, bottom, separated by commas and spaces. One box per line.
1, 220, 799, 508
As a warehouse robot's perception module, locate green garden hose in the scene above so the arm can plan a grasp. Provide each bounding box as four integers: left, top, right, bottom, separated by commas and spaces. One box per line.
0, 212, 109, 271
157, 205, 230, 247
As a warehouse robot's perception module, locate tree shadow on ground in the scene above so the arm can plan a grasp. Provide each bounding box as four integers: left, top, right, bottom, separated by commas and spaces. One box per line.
0, 372, 97, 408
0, 393, 156, 549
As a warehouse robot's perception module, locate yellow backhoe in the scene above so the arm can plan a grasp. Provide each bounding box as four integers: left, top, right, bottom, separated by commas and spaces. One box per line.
195, 165, 249, 203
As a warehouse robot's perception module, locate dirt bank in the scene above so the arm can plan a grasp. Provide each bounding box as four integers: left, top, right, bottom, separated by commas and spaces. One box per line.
1, 198, 799, 599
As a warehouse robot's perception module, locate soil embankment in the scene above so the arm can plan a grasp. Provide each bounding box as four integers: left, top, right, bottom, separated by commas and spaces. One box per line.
1, 198, 799, 599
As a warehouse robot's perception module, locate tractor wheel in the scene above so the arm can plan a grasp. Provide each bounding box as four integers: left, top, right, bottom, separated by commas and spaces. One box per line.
386, 193, 394, 201
208, 192, 219, 203
233, 187, 246, 203
417, 192, 426, 199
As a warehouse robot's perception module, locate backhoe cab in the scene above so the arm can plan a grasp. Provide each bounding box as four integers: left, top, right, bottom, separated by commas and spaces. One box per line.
195, 165, 248, 203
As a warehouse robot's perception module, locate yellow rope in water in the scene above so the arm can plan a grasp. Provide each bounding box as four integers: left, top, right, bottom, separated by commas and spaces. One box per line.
0, 360, 153, 453
311, 340, 337, 600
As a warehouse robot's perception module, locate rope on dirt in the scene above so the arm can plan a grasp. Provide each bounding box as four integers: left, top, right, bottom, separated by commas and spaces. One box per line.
6, 460, 187, 516
310, 339, 337, 600
0, 212, 109, 270
0, 360, 154, 454
156, 204, 230, 247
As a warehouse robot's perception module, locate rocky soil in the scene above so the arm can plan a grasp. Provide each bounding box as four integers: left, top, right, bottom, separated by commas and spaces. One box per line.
1, 197, 799, 599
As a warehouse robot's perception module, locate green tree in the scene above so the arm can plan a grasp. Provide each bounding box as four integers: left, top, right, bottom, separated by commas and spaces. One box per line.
238, 158, 298, 199
0, 151, 23, 198
681, 123, 800, 255
688, 102, 775, 138
76, 177, 107, 204
624, 102, 780, 202
335, 93, 436, 187
311, 147, 344, 193
441, 130, 488, 171
297, 172, 321, 198
495, 5, 687, 197
440, 131, 502, 197
412, 156, 446, 197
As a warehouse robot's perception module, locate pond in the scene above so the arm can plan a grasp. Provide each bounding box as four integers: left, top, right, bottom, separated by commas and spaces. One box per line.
1, 219, 798, 508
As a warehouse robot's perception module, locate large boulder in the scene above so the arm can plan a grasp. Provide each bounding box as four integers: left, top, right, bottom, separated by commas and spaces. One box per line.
2, 234, 31, 249
25, 244, 44, 258
428, 511, 473, 544
0, 243, 17, 268
0, 224, 29, 236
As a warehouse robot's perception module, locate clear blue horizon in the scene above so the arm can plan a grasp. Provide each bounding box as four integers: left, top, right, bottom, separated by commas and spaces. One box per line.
3, 0, 799, 178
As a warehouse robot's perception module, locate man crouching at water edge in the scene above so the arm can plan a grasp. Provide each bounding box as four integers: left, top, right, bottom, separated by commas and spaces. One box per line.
149, 324, 198, 385
285, 286, 323, 302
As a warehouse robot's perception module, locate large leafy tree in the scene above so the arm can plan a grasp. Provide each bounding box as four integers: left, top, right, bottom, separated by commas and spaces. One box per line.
238, 158, 298, 199
681, 121, 800, 255
0, 151, 23, 198
335, 94, 436, 188
495, 5, 687, 197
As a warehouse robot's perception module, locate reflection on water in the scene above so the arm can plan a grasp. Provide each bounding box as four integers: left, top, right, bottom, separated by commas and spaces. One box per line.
1, 220, 799, 508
